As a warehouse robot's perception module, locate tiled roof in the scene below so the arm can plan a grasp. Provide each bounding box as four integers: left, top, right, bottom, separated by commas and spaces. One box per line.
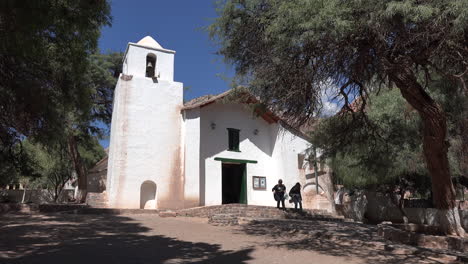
182, 89, 317, 138
182, 90, 232, 110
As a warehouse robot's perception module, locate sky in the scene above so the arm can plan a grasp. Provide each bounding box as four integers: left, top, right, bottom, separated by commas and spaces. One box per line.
97, 0, 235, 147
97, 0, 340, 148
99, 0, 234, 98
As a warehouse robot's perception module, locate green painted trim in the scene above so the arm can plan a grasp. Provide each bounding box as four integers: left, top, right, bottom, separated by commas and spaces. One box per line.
240, 164, 247, 204
227, 150, 241, 153
214, 157, 258, 164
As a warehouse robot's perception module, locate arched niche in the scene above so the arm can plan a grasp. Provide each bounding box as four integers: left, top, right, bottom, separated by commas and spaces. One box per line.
140, 180, 157, 209
145, 53, 156, 78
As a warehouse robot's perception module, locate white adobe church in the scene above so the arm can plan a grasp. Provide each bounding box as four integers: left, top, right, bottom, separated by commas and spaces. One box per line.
93, 36, 331, 210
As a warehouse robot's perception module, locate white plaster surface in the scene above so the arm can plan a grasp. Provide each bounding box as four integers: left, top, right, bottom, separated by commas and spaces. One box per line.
107, 38, 184, 209
123, 41, 175, 81
199, 103, 313, 208
183, 109, 201, 207
106, 36, 328, 211
137, 36, 163, 49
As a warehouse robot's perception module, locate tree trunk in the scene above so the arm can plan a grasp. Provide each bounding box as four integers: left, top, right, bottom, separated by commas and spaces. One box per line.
68, 135, 87, 203
321, 167, 337, 214
386, 63, 465, 236
54, 185, 59, 203
21, 188, 26, 203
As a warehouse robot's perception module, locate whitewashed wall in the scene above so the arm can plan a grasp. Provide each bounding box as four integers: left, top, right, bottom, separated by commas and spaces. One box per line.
183, 108, 201, 207
105, 38, 320, 210
123, 43, 175, 81
107, 42, 184, 209
198, 102, 311, 207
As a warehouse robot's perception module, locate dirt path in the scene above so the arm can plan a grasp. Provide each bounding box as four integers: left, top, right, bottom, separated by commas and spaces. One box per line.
0, 213, 462, 264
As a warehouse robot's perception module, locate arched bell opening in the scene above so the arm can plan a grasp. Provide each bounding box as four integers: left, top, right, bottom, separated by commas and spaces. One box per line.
145, 53, 156, 78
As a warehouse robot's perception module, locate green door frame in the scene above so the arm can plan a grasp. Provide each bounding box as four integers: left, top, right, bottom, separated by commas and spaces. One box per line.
214, 157, 257, 164
239, 164, 247, 204
216, 157, 255, 204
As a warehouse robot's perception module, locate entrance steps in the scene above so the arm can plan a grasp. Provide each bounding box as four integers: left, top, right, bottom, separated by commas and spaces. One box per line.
174, 204, 346, 226
85, 192, 108, 208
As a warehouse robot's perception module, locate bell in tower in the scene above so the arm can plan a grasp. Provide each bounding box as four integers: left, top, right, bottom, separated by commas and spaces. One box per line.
106, 36, 184, 209
145, 54, 156, 77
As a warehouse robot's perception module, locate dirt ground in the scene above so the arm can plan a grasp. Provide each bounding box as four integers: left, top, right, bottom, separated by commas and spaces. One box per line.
0, 213, 463, 264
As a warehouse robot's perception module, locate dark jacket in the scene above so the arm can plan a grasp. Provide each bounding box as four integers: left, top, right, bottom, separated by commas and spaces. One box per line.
289, 184, 302, 199
272, 184, 286, 195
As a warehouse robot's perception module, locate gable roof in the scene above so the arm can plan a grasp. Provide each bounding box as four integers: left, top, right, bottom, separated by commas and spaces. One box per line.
182, 89, 316, 140
182, 90, 232, 110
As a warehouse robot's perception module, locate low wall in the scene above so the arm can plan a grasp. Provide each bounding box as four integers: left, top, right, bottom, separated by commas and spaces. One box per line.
0, 203, 162, 215
0, 189, 74, 204
378, 224, 467, 252
336, 191, 468, 230
368, 207, 468, 229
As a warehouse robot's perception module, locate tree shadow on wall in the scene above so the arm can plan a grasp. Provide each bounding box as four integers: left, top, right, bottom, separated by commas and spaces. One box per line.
0, 213, 253, 264
234, 219, 450, 264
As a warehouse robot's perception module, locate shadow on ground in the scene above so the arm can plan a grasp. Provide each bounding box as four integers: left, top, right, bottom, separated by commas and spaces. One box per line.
236, 219, 454, 264
0, 213, 253, 264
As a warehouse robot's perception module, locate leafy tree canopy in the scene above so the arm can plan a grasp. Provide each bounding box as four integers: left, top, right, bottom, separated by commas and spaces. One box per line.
20, 136, 105, 202
0, 0, 111, 166
210, 0, 468, 234
314, 89, 427, 188
210, 0, 467, 122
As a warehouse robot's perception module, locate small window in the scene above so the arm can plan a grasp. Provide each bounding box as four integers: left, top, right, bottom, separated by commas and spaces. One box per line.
145, 53, 156, 77
227, 128, 240, 151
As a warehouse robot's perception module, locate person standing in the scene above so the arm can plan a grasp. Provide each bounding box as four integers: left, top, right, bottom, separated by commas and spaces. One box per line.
272, 179, 286, 209
289, 182, 303, 210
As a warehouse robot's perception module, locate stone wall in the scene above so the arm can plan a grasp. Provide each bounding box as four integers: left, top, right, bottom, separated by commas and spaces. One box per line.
335, 191, 368, 222
336, 191, 468, 230
378, 224, 468, 252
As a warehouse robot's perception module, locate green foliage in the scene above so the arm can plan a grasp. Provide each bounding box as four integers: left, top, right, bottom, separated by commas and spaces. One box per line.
0, 0, 112, 177
210, 0, 467, 205
22, 141, 73, 201
427, 78, 468, 178
77, 135, 107, 172
63, 51, 122, 146
18, 136, 105, 201
83, 52, 123, 130
313, 89, 428, 189
0, 51, 120, 185
209, 0, 468, 124
313, 84, 466, 193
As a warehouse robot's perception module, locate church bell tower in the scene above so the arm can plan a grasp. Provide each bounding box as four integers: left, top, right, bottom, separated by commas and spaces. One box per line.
106, 36, 185, 209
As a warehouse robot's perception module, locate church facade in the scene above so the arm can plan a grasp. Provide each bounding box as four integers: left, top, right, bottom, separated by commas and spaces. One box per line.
104, 36, 327, 210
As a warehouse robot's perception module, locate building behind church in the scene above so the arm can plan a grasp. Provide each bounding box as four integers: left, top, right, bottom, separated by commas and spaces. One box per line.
88, 36, 332, 211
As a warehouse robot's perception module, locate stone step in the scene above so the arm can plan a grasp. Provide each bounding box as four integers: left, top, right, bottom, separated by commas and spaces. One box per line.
208, 213, 239, 226
208, 212, 345, 226
60, 208, 160, 215
176, 204, 337, 220
204, 204, 346, 227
